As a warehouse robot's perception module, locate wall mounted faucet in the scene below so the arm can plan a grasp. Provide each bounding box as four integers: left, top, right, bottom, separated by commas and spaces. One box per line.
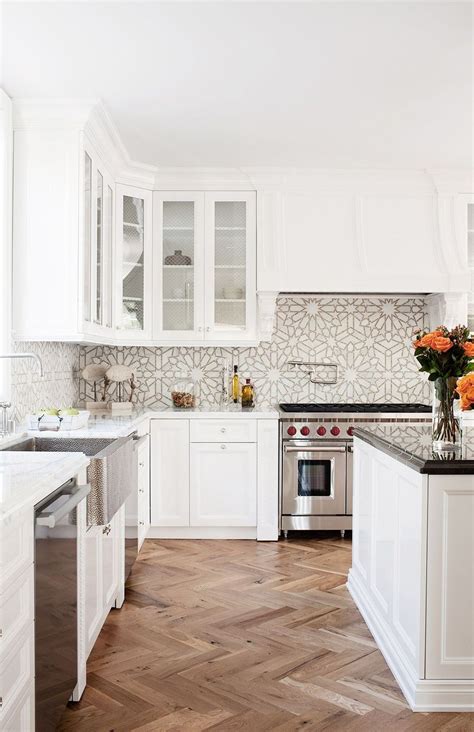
287, 358, 338, 385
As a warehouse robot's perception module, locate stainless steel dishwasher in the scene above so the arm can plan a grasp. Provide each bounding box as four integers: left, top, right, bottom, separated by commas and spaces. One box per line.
34, 480, 90, 731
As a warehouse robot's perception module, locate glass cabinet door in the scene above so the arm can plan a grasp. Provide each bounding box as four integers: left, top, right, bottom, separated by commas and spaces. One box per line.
117, 186, 152, 337
83, 151, 114, 332
205, 193, 256, 340
155, 193, 204, 338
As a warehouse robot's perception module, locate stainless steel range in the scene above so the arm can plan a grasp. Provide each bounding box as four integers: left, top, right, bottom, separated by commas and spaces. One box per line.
279, 402, 431, 538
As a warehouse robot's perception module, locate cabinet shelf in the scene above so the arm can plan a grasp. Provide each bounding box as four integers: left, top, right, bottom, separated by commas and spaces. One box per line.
123, 296, 143, 302
163, 264, 194, 269
123, 261, 143, 268
215, 227, 246, 231
163, 298, 193, 303
163, 226, 193, 232
123, 222, 144, 230
215, 298, 245, 303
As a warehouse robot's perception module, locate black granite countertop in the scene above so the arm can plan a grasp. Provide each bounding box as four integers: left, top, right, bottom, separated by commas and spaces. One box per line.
354, 423, 474, 474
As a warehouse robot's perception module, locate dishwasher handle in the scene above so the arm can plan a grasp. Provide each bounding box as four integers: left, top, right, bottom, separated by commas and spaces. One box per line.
36, 483, 91, 528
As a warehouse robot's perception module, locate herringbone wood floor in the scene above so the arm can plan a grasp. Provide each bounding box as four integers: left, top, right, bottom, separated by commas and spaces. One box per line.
59, 535, 474, 731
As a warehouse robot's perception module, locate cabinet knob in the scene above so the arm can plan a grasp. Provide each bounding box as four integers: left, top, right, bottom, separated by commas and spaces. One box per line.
139, 520, 144, 526
221, 444, 226, 450
139, 488, 144, 494
139, 461, 144, 467
206, 326, 210, 332
220, 427, 226, 433
197, 326, 203, 332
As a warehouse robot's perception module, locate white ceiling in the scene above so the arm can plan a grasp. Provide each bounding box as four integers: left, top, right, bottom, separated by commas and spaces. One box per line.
1, 2, 472, 169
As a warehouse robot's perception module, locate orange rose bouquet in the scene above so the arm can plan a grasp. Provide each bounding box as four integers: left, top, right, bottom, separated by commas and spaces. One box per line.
412, 325, 474, 381
412, 325, 473, 448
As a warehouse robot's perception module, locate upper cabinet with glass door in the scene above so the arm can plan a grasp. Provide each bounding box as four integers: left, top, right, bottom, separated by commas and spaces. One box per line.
154, 193, 205, 341
116, 185, 153, 341
204, 193, 256, 342
153, 191, 256, 344
82, 146, 115, 338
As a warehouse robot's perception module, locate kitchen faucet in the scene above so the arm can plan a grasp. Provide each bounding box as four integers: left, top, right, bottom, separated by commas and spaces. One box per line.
0, 352, 44, 436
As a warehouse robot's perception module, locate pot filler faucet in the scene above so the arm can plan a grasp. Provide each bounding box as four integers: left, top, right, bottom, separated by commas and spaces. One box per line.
0, 352, 44, 436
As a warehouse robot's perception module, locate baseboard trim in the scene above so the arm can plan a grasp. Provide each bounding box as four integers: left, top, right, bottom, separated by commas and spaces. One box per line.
347, 570, 474, 712
147, 526, 257, 540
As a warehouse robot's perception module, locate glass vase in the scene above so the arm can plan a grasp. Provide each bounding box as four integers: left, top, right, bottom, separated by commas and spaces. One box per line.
432, 376, 462, 450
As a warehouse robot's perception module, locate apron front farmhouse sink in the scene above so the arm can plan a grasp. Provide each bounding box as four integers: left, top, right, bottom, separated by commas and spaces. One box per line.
2, 435, 135, 525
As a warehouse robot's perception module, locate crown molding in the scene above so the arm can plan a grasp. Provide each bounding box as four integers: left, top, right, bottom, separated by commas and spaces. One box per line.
426, 169, 474, 194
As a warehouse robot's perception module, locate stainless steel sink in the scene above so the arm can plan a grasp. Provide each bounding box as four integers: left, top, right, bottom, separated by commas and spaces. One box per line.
3, 436, 135, 525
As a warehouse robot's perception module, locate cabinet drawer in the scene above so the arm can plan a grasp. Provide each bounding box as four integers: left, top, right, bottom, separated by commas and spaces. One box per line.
0, 565, 34, 652
0, 509, 34, 594
0, 621, 34, 719
190, 419, 256, 443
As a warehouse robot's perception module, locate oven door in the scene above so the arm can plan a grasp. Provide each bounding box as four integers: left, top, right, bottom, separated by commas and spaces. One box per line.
282, 442, 347, 516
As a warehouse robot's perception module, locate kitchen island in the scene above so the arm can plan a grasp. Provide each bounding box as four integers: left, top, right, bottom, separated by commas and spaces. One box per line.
348, 424, 474, 712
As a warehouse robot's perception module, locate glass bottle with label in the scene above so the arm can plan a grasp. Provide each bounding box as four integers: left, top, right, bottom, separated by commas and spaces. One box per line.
232, 365, 240, 404
241, 378, 254, 409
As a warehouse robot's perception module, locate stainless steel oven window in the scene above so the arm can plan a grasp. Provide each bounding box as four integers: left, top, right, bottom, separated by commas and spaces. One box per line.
297, 459, 332, 497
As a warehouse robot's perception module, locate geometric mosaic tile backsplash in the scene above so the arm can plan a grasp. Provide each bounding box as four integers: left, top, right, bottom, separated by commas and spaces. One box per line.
78, 295, 431, 410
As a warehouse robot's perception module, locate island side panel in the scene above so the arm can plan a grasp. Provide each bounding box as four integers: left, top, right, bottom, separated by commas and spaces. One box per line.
425, 473, 474, 680
348, 437, 428, 699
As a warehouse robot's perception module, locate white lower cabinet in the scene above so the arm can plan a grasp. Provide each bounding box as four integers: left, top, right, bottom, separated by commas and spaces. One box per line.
151, 419, 190, 526
190, 442, 256, 526
150, 417, 279, 539
83, 509, 124, 657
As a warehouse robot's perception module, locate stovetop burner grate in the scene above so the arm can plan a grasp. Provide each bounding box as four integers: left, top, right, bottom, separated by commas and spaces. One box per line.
279, 402, 431, 414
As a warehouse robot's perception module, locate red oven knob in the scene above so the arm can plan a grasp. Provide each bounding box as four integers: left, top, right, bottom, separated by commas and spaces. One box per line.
347, 426, 354, 436
330, 426, 341, 436
316, 426, 326, 436
287, 426, 297, 436
300, 426, 310, 436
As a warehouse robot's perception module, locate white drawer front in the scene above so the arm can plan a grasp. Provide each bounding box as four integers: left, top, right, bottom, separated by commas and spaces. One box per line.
0, 565, 34, 652
0, 510, 34, 594
0, 622, 34, 719
190, 419, 256, 443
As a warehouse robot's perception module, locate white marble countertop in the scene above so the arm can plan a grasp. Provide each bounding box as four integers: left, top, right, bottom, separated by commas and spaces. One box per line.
21, 405, 279, 439
0, 450, 90, 521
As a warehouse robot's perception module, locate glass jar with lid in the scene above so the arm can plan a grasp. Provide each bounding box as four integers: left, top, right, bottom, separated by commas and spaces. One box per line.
171, 374, 195, 408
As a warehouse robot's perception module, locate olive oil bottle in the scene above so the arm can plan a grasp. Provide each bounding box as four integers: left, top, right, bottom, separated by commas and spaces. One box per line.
232, 365, 240, 403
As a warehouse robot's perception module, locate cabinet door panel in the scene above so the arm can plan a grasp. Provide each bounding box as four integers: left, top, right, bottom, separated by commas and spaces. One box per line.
426, 477, 474, 679
190, 443, 256, 526
204, 192, 256, 341
84, 526, 102, 654
116, 185, 152, 340
151, 420, 190, 526
102, 518, 118, 610
153, 192, 205, 341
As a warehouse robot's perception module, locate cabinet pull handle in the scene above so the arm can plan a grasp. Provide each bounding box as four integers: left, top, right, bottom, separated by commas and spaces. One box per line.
221, 444, 226, 450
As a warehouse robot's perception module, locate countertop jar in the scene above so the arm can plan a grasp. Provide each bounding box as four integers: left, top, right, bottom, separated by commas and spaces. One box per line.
171, 376, 195, 408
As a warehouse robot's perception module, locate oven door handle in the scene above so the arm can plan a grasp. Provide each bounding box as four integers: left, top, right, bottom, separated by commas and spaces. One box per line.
284, 446, 346, 454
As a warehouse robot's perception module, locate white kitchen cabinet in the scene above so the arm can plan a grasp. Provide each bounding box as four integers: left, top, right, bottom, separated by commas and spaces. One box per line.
149, 415, 278, 539
83, 146, 116, 338
190, 442, 257, 526
84, 524, 104, 653
137, 433, 150, 549
83, 508, 124, 657
153, 192, 256, 344
425, 477, 474, 680
349, 437, 474, 712
150, 419, 190, 526
116, 185, 153, 340
12, 116, 117, 343
154, 192, 205, 341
